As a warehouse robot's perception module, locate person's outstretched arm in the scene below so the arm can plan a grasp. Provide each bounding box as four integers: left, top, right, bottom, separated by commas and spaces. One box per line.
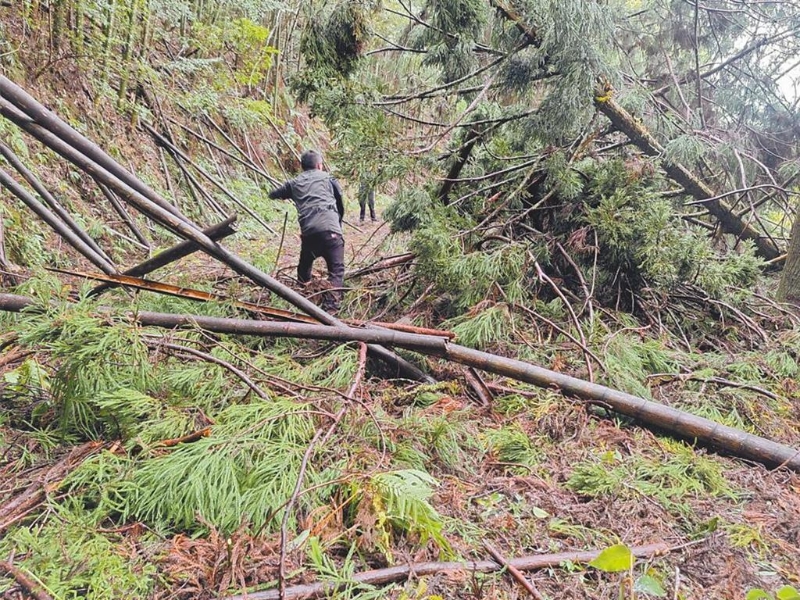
332, 179, 345, 223
269, 181, 292, 199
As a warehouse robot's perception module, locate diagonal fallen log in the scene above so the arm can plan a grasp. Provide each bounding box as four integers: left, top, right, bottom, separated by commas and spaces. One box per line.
0, 140, 113, 263
0, 76, 189, 224
88, 215, 237, 296
0, 78, 432, 382
97, 182, 152, 251
224, 542, 672, 600
594, 95, 781, 260
0, 166, 117, 274
142, 121, 276, 235
1, 292, 799, 472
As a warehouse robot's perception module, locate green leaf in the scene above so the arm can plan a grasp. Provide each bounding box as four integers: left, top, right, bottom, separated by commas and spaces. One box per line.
776, 586, 800, 600
588, 544, 634, 572
532, 506, 550, 519
634, 574, 667, 597
746, 590, 772, 600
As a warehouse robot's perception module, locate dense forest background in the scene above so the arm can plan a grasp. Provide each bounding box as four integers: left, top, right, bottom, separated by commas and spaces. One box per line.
1, 0, 799, 598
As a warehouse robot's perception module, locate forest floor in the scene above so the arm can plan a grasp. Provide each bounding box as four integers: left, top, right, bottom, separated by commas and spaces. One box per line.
5, 196, 799, 600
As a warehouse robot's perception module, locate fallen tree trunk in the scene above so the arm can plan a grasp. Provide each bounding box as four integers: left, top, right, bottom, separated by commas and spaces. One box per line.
225, 542, 671, 600
0, 82, 432, 383
0, 140, 113, 263
97, 182, 152, 251
0, 166, 117, 274
1, 293, 798, 471
0, 75, 189, 224
142, 121, 276, 235
346, 253, 415, 279
68, 268, 456, 338
89, 215, 238, 296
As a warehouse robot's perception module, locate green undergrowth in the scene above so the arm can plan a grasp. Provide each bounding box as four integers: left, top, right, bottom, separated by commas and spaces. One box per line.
0, 515, 157, 599
567, 438, 739, 518
2, 276, 800, 598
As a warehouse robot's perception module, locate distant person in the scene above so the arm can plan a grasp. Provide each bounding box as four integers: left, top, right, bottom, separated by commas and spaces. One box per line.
358, 180, 377, 223
269, 150, 345, 312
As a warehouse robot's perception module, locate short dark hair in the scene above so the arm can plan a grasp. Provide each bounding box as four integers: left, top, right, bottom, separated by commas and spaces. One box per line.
300, 150, 322, 171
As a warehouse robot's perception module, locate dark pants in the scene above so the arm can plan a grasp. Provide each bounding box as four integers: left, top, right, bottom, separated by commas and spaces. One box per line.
359, 184, 376, 221
298, 231, 345, 308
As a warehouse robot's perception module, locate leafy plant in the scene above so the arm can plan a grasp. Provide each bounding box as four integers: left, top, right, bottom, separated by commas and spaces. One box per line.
349, 469, 451, 558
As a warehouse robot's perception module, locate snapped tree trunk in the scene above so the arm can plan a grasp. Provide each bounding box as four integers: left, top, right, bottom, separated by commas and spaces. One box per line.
437, 127, 483, 204
777, 201, 800, 304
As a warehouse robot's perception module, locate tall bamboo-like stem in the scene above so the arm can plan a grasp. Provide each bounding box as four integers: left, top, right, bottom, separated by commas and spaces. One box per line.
0, 168, 116, 273
51, 0, 68, 52
117, 0, 142, 105
73, 0, 84, 58
100, 0, 117, 90
0, 204, 8, 271
0, 140, 112, 263
138, 0, 153, 61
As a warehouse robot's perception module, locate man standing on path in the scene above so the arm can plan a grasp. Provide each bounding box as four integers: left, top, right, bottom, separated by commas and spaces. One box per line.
269, 150, 345, 311
358, 180, 377, 223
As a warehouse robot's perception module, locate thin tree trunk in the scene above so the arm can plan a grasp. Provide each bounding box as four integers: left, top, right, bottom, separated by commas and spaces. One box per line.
225, 543, 673, 600
0, 167, 116, 273
142, 121, 276, 234
89, 215, 237, 295
117, 0, 141, 105
0, 204, 8, 271
100, 0, 117, 89
51, 0, 68, 52
777, 201, 800, 304
97, 182, 151, 250
437, 127, 483, 204
0, 140, 112, 263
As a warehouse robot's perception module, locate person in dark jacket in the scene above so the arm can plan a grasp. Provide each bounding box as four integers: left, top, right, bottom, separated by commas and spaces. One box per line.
269, 150, 345, 311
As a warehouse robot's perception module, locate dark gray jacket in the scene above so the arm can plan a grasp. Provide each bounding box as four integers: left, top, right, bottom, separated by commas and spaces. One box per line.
269, 169, 344, 236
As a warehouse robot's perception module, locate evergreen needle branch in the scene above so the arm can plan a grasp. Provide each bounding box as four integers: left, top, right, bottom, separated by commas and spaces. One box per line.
376, 52, 508, 106
143, 337, 270, 400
